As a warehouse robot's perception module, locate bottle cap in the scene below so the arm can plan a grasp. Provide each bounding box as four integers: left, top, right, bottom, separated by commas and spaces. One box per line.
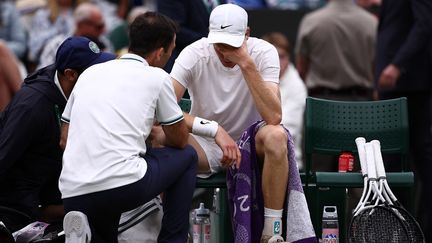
322, 206, 338, 219
195, 203, 210, 217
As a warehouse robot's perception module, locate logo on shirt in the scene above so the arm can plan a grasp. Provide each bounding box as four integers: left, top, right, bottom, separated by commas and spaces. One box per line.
200, 120, 211, 125
220, 24, 233, 29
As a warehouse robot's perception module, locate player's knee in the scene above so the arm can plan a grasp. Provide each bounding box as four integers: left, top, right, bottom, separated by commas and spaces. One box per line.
262, 127, 287, 152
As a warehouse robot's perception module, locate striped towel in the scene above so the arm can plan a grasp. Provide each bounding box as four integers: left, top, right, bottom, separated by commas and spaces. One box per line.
227, 121, 317, 243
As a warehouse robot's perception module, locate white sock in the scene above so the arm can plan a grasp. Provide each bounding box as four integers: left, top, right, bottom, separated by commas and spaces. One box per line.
262, 208, 283, 237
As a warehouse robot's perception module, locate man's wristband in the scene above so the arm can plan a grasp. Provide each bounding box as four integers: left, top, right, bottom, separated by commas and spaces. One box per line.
192, 117, 219, 138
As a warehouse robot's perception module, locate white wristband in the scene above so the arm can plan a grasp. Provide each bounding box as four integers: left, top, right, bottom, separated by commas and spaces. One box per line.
192, 117, 219, 138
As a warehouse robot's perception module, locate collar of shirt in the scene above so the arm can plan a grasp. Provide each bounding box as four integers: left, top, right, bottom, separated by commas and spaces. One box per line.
54, 70, 67, 101
119, 53, 149, 66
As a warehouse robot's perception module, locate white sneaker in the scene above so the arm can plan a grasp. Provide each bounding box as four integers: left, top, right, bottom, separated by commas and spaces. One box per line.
63, 211, 91, 243
267, 235, 287, 243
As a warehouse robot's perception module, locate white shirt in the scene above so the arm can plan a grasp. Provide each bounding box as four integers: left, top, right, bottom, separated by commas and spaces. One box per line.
60, 54, 183, 198
280, 64, 307, 169
171, 37, 280, 140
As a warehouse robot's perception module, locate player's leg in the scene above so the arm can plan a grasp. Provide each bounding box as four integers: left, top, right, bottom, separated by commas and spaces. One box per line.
255, 124, 289, 241
188, 134, 224, 175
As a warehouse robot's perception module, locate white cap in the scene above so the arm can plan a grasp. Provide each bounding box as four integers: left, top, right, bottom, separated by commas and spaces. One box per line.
208, 4, 248, 48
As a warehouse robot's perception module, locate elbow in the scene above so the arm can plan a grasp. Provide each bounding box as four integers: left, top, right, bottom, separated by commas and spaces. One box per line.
59, 138, 67, 150
265, 112, 282, 125
59, 140, 65, 151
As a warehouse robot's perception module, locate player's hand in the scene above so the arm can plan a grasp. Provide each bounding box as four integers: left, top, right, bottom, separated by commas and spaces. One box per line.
378, 64, 400, 89
215, 127, 241, 169
228, 40, 249, 65
214, 39, 250, 67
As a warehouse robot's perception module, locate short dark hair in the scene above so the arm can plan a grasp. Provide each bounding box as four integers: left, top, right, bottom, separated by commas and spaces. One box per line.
128, 12, 178, 57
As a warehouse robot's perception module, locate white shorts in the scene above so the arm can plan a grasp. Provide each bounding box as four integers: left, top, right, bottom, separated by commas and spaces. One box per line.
191, 134, 223, 178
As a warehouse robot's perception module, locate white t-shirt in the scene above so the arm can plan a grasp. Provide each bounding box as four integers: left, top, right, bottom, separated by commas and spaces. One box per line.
60, 54, 183, 198
280, 64, 307, 169
171, 37, 280, 140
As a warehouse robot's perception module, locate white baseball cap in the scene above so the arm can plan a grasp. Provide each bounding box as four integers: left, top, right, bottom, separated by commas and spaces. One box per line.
208, 4, 248, 48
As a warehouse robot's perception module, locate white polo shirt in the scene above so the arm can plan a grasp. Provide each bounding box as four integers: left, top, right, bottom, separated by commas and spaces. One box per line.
60, 54, 183, 198
171, 37, 280, 140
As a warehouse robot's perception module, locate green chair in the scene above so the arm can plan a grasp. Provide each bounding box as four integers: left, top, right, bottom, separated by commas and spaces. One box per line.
304, 97, 415, 242
179, 98, 233, 243
107, 21, 129, 52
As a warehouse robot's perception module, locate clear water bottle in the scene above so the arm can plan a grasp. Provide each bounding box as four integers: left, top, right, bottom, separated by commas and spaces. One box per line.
192, 203, 211, 243
322, 206, 339, 243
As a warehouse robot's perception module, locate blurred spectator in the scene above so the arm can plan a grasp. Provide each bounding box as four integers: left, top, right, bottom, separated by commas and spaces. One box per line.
16, 0, 46, 16
355, 0, 381, 8
295, 0, 377, 101
109, 6, 150, 55
28, 0, 84, 66
262, 32, 307, 169
103, 0, 129, 19
266, 0, 325, 10
0, 0, 28, 80
16, 0, 47, 39
158, 0, 212, 72
228, 0, 267, 9
355, 0, 381, 17
375, 0, 432, 240
0, 42, 23, 112
38, 2, 113, 69
89, 0, 124, 32
0, 0, 27, 60
129, 0, 157, 11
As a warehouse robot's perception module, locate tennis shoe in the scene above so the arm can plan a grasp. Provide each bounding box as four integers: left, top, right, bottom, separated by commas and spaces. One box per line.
63, 211, 91, 243
261, 235, 287, 243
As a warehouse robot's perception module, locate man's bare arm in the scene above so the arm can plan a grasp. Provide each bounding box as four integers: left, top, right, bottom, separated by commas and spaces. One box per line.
60, 123, 69, 150
162, 119, 189, 148
239, 58, 281, 125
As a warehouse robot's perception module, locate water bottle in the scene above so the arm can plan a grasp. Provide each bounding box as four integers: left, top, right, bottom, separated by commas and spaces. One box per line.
192, 203, 211, 243
210, 188, 220, 243
322, 206, 339, 243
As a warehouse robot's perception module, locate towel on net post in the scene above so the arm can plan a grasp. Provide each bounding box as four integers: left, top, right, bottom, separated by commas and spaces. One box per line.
227, 121, 317, 243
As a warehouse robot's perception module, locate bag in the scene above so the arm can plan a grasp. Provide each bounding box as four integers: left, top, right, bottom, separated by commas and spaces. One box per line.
118, 197, 163, 243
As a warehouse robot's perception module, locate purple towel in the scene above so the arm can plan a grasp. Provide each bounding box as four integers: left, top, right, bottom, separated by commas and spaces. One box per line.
227, 121, 317, 243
